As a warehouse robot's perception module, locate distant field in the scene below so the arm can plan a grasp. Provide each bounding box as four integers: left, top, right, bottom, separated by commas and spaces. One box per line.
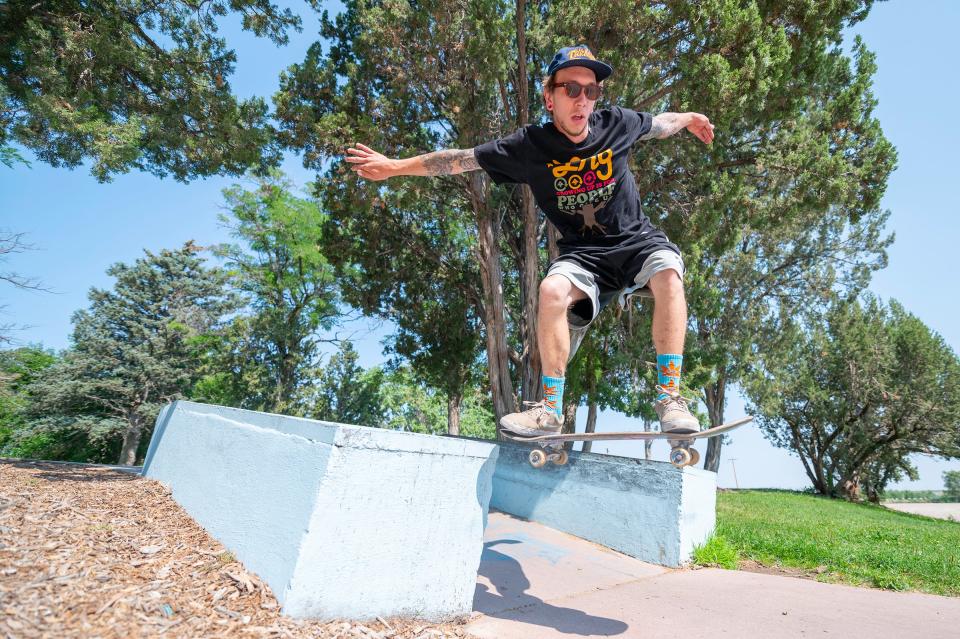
884, 502, 960, 522
693, 490, 960, 597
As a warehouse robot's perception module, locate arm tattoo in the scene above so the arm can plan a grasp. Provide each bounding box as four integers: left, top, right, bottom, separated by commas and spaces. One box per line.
638, 113, 687, 140
422, 148, 481, 175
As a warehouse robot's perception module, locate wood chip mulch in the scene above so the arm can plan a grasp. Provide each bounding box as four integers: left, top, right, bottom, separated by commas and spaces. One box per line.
0, 459, 472, 639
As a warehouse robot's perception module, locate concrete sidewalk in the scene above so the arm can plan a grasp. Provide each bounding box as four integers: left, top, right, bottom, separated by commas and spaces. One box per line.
467, 511, 960, 638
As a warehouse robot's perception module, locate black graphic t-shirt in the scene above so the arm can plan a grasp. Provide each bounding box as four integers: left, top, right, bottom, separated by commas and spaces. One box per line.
474, 107, 663, 255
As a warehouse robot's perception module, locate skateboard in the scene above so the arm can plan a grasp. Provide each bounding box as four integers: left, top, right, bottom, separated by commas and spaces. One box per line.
500, 416, 753, 468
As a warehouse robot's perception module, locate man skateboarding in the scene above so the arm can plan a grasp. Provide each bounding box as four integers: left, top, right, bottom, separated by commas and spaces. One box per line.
345, 44, 715, 439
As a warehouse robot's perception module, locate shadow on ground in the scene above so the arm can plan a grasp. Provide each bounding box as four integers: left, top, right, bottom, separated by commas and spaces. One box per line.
473, 539, 629, 636
1, 458, 141, 483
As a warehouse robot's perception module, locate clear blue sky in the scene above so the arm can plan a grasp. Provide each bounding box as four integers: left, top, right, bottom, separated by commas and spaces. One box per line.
2, 1, 958, 490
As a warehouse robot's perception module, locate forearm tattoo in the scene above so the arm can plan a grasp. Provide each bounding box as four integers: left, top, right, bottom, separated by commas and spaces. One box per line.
421, 148, 481, 175
638, 113, 687, 140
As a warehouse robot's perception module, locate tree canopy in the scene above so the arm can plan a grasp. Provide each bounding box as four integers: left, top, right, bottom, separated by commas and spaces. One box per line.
274, 0, 893, 461
0, 0, 300, 181
745, 295, 960, 500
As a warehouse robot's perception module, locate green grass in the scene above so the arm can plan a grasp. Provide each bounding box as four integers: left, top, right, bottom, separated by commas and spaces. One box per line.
692, 534, 739, 569
692, 490, 960, 596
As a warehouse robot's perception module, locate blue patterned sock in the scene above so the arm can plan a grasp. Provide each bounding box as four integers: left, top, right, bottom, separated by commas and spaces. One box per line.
657, 354, 683, 401
541, 375, 565, 417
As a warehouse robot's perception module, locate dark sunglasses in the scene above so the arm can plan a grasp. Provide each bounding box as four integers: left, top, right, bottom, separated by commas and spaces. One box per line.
553, 81, 603, 100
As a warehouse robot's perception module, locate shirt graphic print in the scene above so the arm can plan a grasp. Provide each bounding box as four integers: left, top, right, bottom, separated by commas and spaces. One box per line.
474, 106, 657, 253
548, 147, 617, 235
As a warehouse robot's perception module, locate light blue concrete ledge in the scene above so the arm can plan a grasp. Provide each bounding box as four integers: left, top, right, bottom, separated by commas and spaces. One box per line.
487, 440, 716, 567
141, 401, 499, 621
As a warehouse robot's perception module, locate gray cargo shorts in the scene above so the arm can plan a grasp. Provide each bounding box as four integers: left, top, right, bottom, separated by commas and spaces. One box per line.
546, 249, 685, 362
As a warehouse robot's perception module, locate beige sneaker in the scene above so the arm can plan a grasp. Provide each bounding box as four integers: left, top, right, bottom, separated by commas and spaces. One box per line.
653, 385, 700, 442
500, 401, 564, 437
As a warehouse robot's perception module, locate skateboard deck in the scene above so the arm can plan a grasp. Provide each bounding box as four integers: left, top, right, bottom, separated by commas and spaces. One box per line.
500, 416, 753, 468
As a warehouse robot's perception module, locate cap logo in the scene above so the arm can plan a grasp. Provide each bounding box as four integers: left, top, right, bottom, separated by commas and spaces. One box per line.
567, 47, 595, 60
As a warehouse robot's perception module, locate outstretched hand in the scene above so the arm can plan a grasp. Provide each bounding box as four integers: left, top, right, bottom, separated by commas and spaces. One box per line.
344, 143, 396, 181
686, 113, 715, 145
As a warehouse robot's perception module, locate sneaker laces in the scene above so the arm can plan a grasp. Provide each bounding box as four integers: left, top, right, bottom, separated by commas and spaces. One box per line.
655, 385, 694, 409
522, 399, 551, 413
520, 400, 562, 423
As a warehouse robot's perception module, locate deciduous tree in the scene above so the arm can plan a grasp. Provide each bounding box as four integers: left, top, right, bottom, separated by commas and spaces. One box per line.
197, 171, 343, 414
944, 471, 960, 502
745, 295, 960, 500
0, 346, 58, 457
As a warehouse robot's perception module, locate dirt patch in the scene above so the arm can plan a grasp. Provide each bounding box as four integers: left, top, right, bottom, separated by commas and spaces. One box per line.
0, 459, 471, 638
736, 559, 829, 582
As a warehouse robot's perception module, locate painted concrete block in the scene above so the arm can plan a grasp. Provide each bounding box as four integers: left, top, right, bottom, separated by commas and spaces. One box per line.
488, 441, 715, 567
141, 401, 499, 621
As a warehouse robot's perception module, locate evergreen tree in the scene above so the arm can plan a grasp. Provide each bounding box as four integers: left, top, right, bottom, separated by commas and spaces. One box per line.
20, 242, 239, 464
1, 0, 299, 181
310, 341, 385, 427
0, 345, 58, 456
0, 145, 28, 169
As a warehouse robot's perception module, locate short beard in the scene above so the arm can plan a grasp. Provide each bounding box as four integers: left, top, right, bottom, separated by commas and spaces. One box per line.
558, 117, 588, 140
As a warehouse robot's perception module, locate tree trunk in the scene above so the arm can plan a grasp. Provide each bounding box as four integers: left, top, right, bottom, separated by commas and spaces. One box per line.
520, 188, 540, 403
447, 392, 462, 436
469, 173, 516, 430
515, 0, 541, 405
643, 417, 653, 460
119, 414, 143, 466
703, 431, 723, 472
563, 401, 577, 432
562, 401, 577, 452
582, 401, 598, 453
840, 473, 862, 501
703, 379, 727, 472
801, 458, 828, 496
582, 368, 598, 453
809, 453, 830, 495
547, 223, 560, 262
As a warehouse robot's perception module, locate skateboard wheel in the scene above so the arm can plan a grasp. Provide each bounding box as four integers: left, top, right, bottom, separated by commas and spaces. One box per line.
529, 449, 547, 468
669, 447, 691, 468
689, 448, 701, 466
553, 450, 569, 466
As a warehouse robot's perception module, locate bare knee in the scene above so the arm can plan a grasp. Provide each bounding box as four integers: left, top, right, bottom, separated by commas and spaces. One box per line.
647, 269, 684, 298
539, 275, 576, 312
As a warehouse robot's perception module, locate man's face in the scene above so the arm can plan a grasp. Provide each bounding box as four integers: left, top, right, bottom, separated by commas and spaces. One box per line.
543, 65, 600, 143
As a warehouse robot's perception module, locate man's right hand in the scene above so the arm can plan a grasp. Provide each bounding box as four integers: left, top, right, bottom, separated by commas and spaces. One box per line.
345, 143, 398, 181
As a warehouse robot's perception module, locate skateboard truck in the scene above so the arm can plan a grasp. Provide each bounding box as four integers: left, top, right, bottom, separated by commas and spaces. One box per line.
527, 444, 568, 468
667, 443, 700, 467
